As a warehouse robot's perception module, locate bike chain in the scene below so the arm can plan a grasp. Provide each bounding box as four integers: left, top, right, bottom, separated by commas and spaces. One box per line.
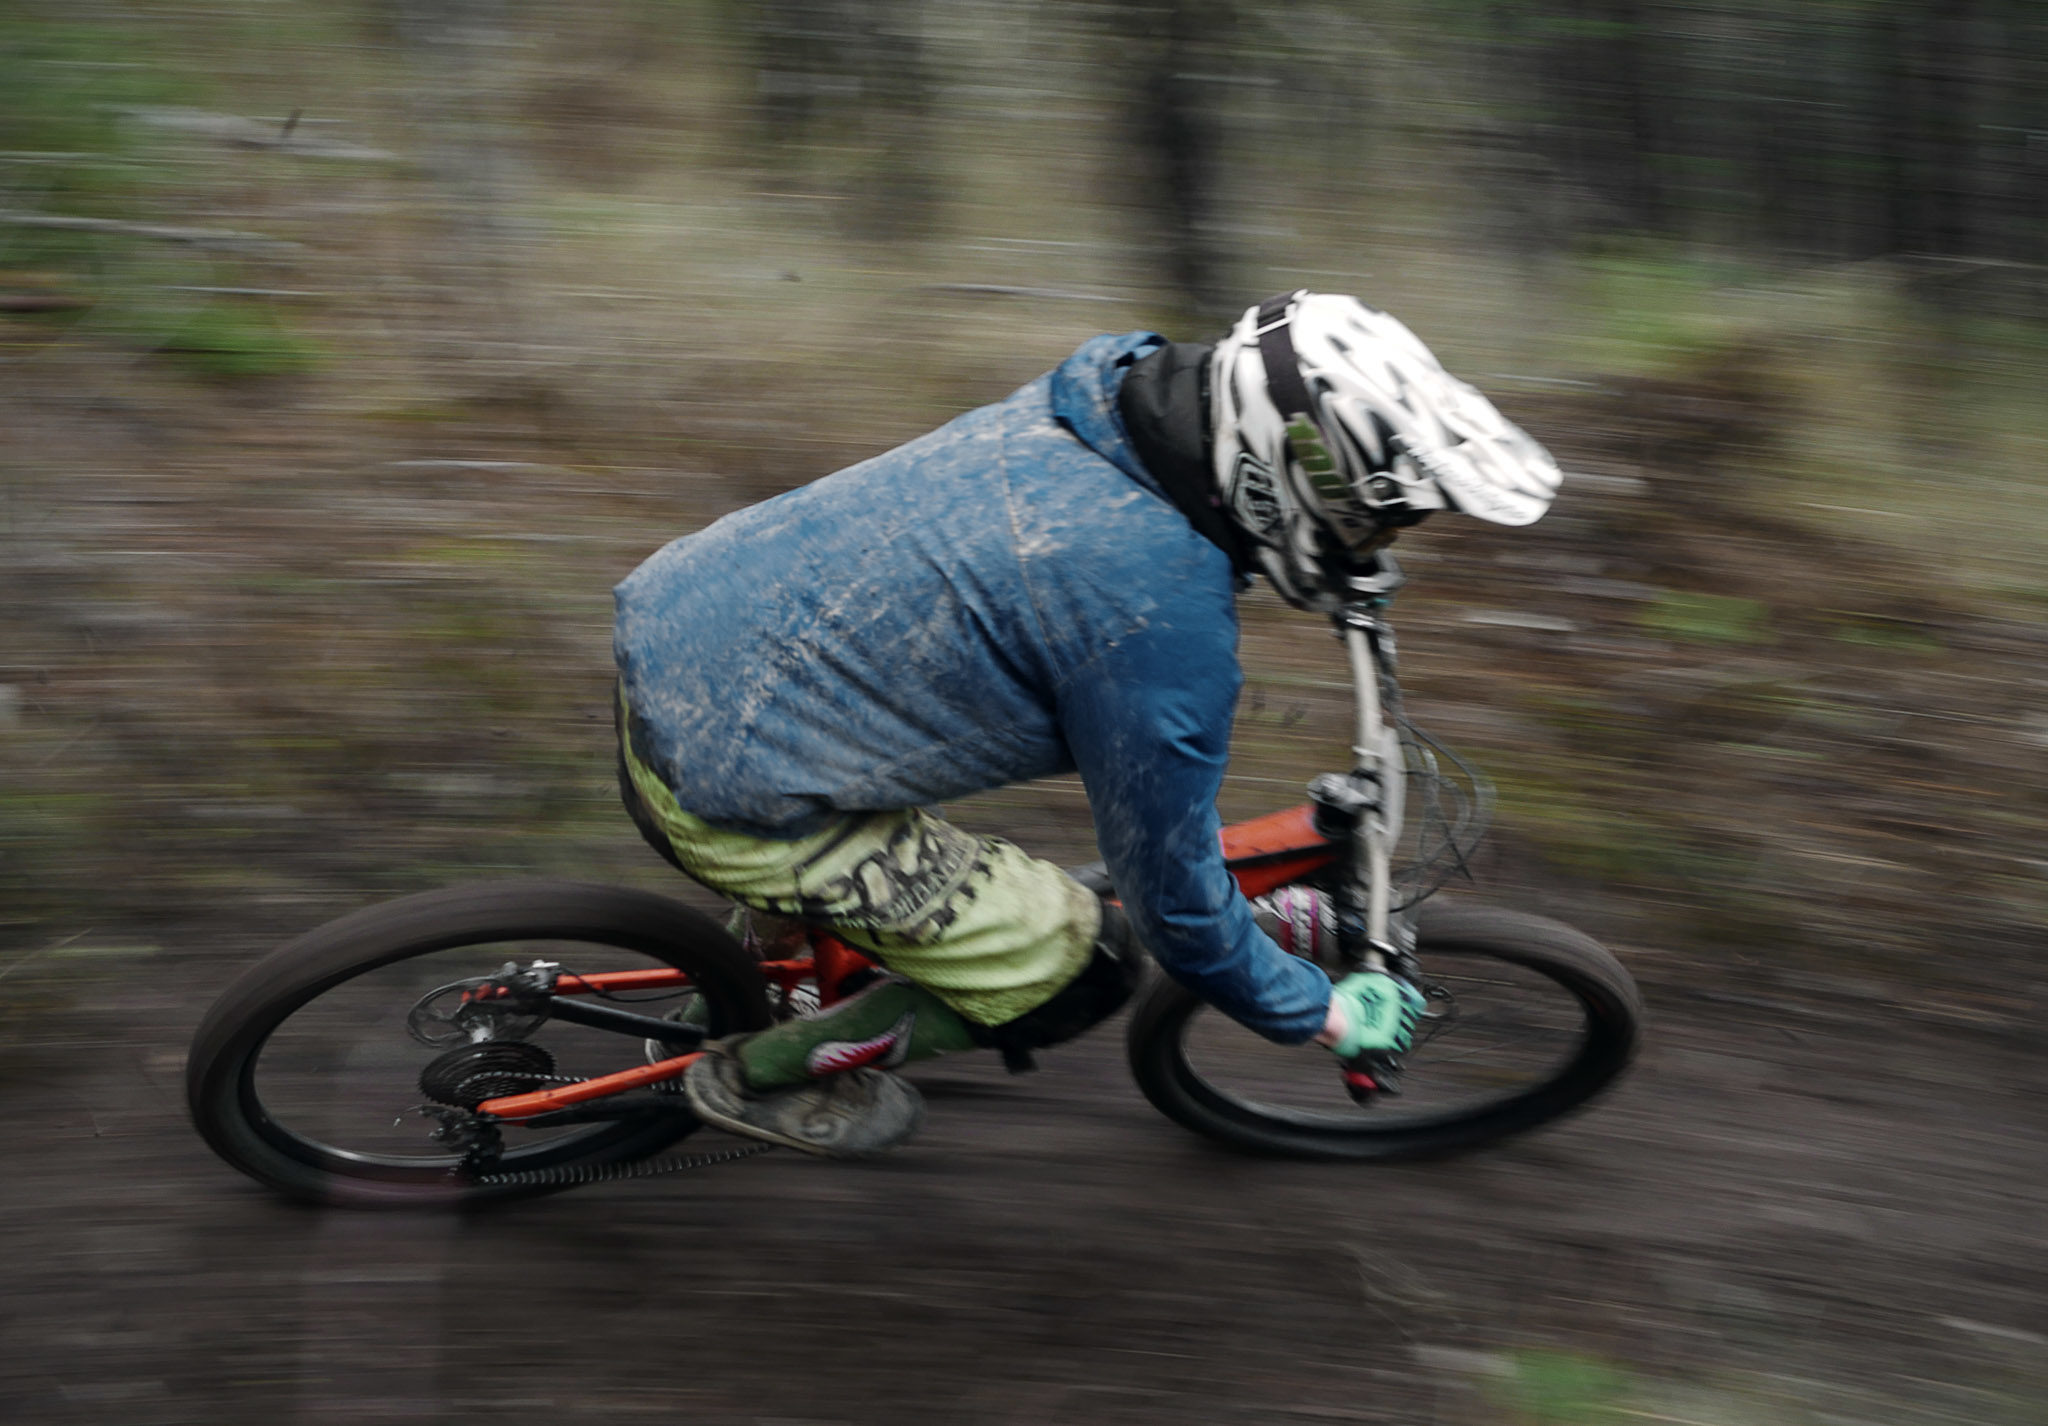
474, 1136, 777, 1189
462, 1073, 780, 1188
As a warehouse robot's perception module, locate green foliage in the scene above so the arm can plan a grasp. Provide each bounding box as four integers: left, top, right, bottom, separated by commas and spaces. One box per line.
1571, 246, 1764, 375
1491, 764, 1677, 884
0, 17, 325, 379
127, 300, 321, 378
1494, 1349, 1640, 1423
1830, 619, 1942, 655
0, 19, 199, 210
1639, 591, 1773, 646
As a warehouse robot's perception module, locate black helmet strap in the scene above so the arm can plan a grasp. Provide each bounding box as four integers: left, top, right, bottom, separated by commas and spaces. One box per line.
1254, 291, 1312, 423
1252, 290, 1429, 541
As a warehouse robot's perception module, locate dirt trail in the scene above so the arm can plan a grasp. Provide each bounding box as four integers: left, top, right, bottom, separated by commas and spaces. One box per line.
1, 922, 2043, 1425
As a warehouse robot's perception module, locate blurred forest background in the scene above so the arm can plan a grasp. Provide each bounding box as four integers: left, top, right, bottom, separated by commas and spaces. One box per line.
4, 10, 2047, 1422
4, 0, 2046, 1030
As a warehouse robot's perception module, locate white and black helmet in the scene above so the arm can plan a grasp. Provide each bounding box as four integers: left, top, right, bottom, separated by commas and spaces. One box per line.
1210, 291, 1563, 610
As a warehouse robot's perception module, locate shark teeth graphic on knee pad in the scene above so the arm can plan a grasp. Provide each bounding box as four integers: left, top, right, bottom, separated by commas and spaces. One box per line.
804, 1010, 917, 1076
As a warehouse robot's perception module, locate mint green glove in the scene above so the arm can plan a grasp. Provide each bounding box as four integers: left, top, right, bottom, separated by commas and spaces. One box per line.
1324, 972, 1426, 1058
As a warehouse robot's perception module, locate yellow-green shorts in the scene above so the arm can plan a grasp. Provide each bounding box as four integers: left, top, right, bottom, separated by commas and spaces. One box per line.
617, 687, 1097, 1028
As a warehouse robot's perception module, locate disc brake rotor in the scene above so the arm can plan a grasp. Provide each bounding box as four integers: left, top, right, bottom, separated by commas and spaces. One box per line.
407, 976, 546, 1048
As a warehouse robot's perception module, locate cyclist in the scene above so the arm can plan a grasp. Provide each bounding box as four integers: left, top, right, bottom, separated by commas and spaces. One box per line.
613, 290, 1561, 1156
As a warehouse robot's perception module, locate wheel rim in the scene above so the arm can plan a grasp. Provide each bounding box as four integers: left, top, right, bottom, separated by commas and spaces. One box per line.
236, 936, 725, 1182
1171, 943, 1611, 1137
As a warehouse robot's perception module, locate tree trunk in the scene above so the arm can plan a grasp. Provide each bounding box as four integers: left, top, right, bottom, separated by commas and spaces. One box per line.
1106, 0, 1234, 319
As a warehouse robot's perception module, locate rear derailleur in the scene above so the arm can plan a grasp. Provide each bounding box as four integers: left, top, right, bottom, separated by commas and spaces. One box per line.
415, 1102, 505, 1176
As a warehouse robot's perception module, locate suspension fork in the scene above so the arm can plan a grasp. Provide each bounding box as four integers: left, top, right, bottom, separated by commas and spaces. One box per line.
1325, 607, 1410, 974
1315, 608, 1421, 1099
1344, 614, 1390, 963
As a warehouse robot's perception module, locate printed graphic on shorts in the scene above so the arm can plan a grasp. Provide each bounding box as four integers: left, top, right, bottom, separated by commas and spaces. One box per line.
805, 1010, 917, 1075
790, 813, 979, 935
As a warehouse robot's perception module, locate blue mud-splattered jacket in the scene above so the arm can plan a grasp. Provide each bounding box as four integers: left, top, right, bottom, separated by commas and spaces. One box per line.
614, 332, 1333, 1042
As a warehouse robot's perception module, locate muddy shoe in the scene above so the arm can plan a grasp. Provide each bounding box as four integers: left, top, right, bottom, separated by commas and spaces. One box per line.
719, 971, 981, 1088
683, 1049, 925, 1159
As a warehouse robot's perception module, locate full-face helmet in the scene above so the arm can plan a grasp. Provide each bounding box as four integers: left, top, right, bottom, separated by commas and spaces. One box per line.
1210, 291, 1562, 610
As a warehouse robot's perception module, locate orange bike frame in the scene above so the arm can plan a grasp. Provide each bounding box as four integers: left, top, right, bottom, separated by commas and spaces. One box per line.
476, 804, 1340, 1122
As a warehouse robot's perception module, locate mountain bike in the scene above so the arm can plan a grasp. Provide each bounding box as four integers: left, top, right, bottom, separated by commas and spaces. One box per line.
187, 553, 1641, 1207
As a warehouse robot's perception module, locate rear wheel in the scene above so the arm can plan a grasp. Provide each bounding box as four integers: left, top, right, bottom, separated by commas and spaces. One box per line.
1126, 899, 1640, 1160
187, 880, 774, 1207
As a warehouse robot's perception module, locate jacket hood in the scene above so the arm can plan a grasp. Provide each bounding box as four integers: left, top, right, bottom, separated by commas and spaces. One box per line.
1048, 330, 1166, 498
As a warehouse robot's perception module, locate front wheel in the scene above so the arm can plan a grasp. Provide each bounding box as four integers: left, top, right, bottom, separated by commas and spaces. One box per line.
1125, 899, 1641, 1160
187, 880, 774, 1207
